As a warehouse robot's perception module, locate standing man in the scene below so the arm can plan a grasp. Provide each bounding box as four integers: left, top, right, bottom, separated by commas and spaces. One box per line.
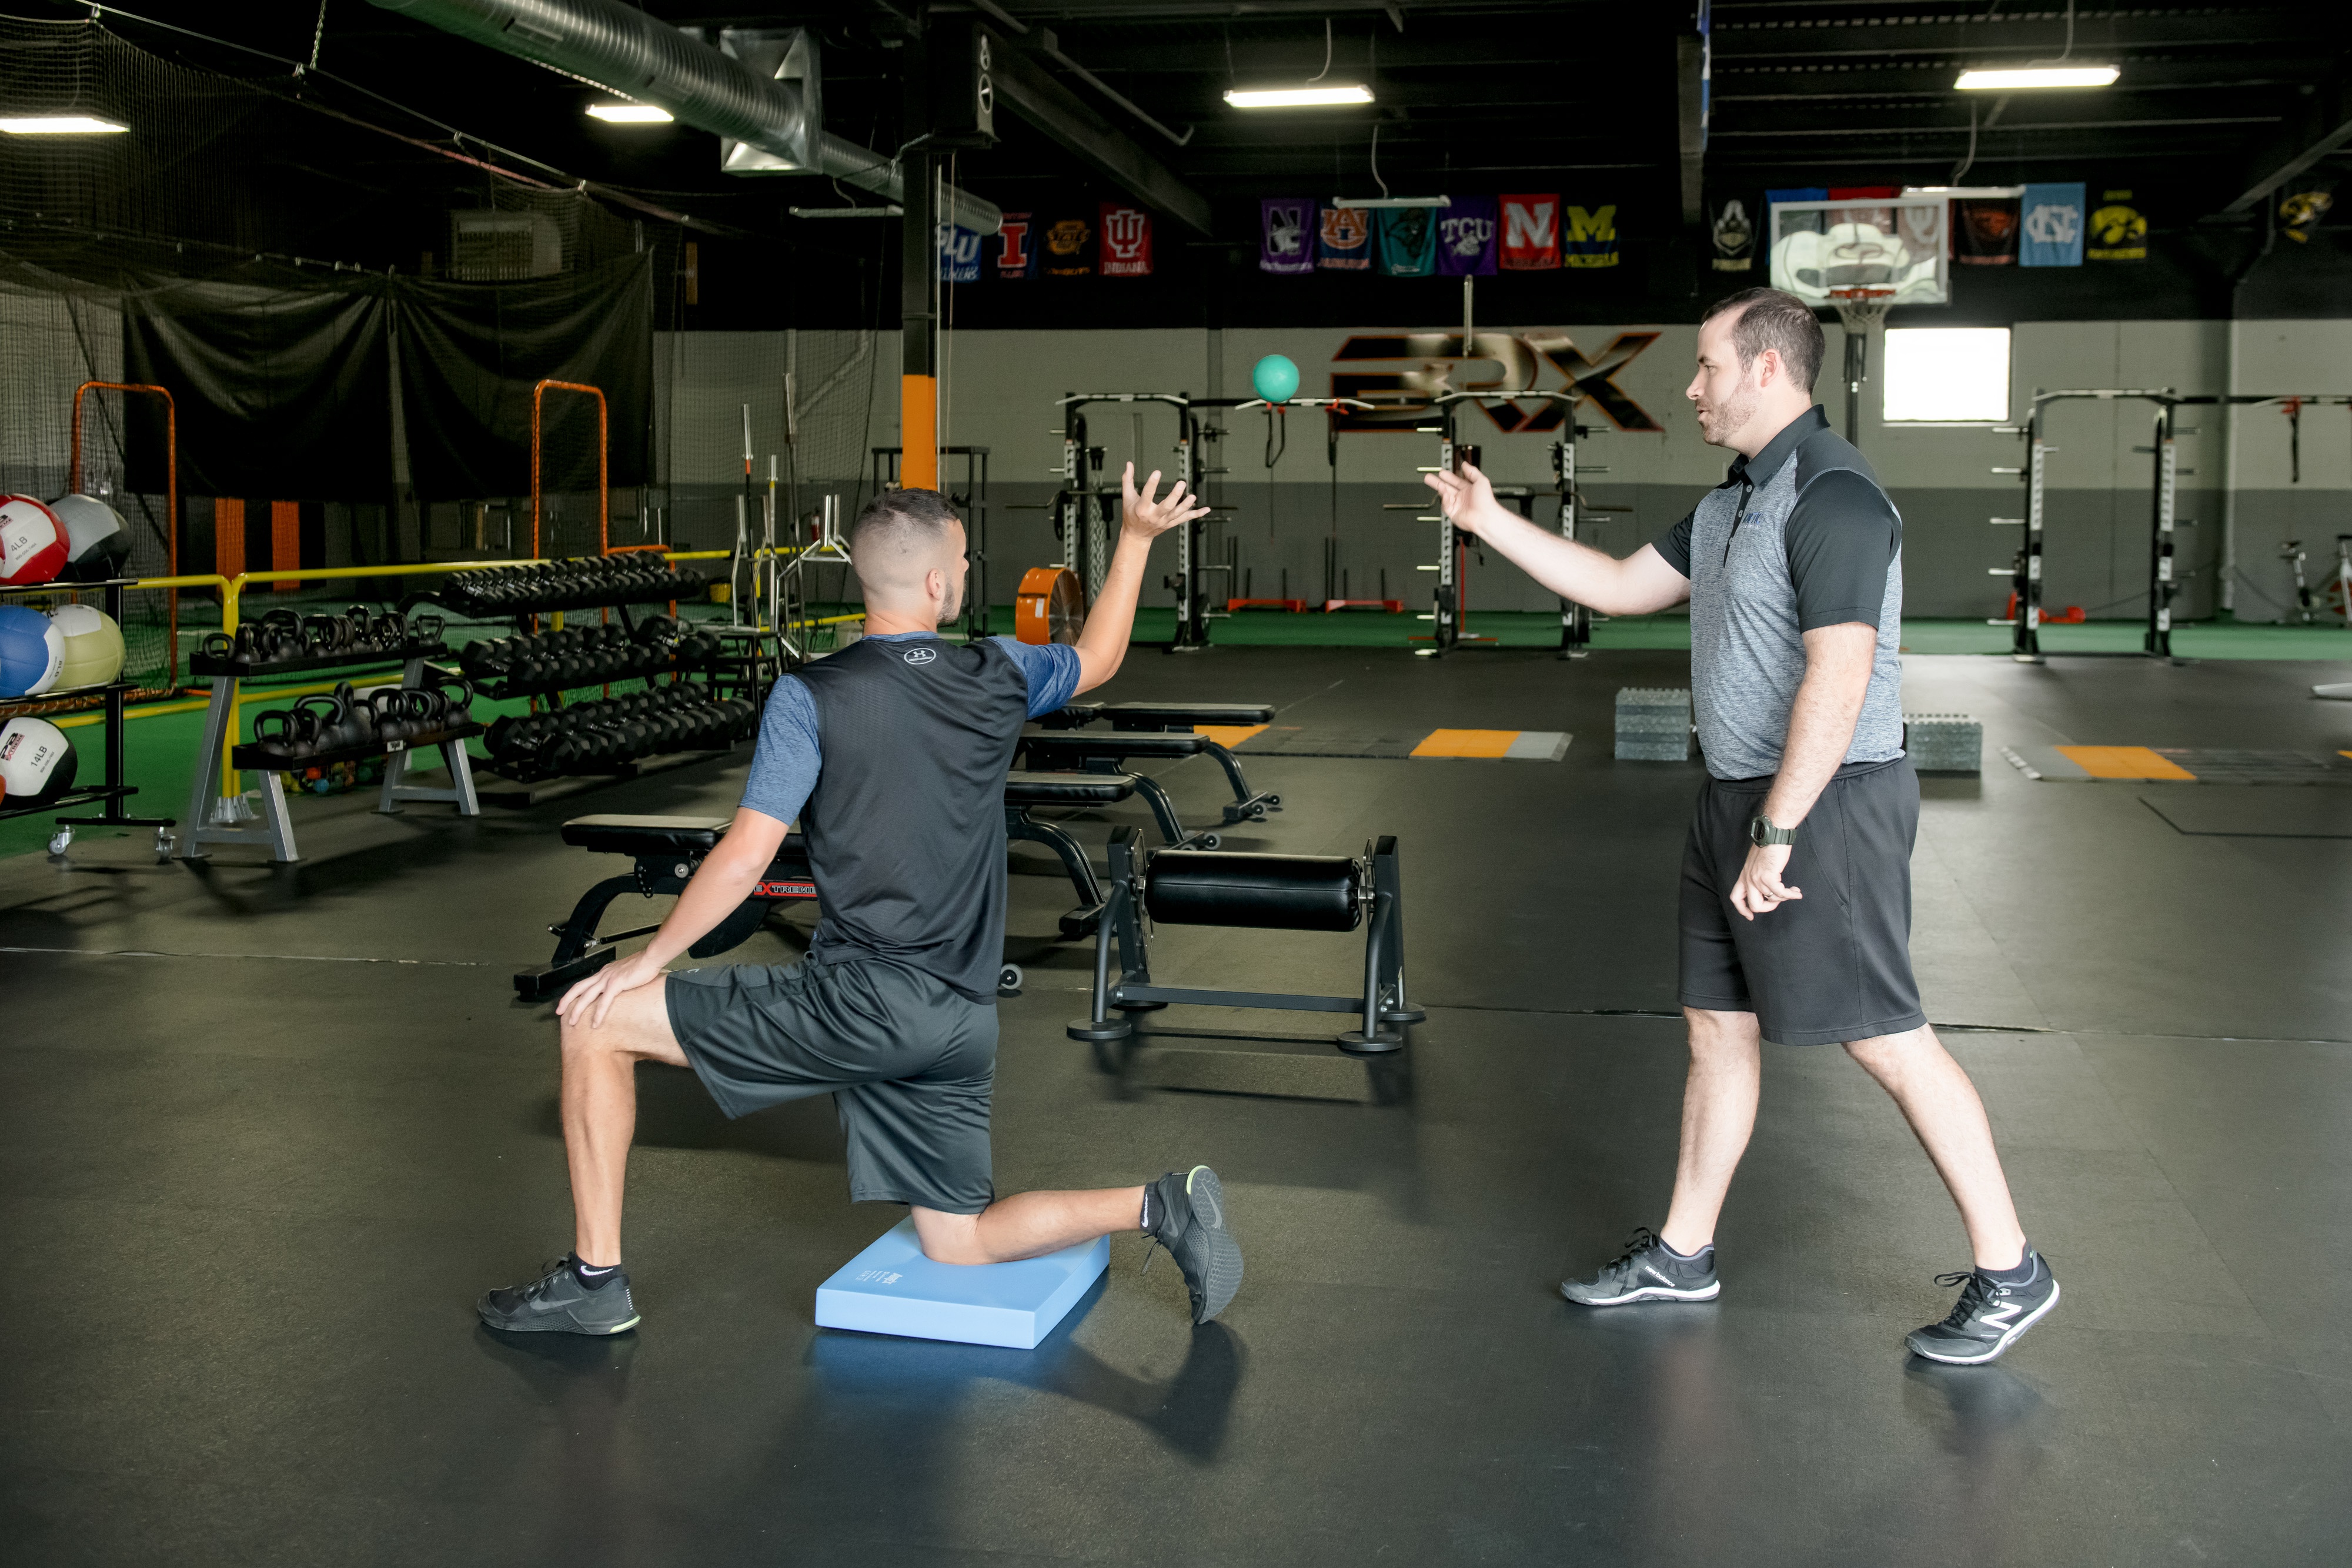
479, 467, 1245, 1336
1425, 287, 2057, 1365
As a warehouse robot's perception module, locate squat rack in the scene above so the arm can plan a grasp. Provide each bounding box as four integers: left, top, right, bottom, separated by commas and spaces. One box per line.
2002, 389, 2352, 661
1053, 393, 1239, 651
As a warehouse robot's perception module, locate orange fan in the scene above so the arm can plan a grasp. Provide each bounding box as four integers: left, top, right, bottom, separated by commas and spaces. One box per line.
1014, 566, 1084, 645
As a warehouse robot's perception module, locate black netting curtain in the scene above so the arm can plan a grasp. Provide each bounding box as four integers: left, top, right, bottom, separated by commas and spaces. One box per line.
114, 255, 652, 505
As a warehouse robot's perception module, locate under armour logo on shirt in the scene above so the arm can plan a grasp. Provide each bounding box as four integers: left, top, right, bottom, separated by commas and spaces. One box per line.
903, 647, 938, 666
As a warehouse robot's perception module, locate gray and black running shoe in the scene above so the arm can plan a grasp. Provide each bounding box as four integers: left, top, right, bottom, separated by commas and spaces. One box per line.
1142, 1166, 1244, 1324
1560, 1226, 1720, 1306
1905, 1248, 2060, 1365
478, 1255, 642, 1335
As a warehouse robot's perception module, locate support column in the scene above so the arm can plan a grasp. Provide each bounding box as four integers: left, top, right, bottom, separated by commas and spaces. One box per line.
900, 149, 938, 492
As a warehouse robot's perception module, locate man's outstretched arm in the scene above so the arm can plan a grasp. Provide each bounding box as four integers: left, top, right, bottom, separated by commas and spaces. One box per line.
1425, 460, 1690, 616
1073, 462, 1213, 694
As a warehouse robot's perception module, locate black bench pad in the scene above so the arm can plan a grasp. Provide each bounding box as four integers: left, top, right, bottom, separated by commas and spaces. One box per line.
1101, 701, 1275, 727
563, 814, 733, 855
1024, 733, 1209, 763
1145, 851, 1362, 932
1006, 770, 1137, 806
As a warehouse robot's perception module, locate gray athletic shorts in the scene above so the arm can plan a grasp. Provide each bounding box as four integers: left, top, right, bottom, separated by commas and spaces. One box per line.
665, 956, 998, 1214
1678, 756, 1927, 1046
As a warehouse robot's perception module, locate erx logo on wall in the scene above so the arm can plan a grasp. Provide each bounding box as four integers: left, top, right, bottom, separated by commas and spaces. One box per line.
903, 647, 938, 666
1330, 332, 1664, 434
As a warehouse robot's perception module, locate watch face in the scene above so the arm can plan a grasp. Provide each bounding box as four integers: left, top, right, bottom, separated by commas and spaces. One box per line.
1749, 817, 1766, 845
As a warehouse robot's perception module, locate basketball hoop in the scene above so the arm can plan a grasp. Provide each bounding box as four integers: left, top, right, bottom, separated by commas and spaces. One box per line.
1827, 285, 1897, 336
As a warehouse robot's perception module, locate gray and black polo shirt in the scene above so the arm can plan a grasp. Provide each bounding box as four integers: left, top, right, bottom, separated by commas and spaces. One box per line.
1654, 405, 1905, 781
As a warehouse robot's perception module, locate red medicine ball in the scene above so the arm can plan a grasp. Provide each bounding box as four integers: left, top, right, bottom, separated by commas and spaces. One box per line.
0, 495, 68, 586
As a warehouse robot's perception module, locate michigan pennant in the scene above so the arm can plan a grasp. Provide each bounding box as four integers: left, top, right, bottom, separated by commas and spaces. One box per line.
1099, 203, 1152, 276
1499, 195, 1561, 270
1318, 204, 1373, 270
1565, 205, 1620, 269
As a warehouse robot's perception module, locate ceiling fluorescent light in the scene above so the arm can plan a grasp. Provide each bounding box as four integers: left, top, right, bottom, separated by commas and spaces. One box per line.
1332, 195, 1449, 209
0, 115, 128, 134
586, 103, 673, 123
1224, 85, 1373, 109
1955, 66, 2119, 90
789, 205, 904, 219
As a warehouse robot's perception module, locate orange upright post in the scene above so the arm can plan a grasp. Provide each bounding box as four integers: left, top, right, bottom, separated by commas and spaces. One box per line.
900, 375, 938, 490
213, 498, 246, 580
271, 500, 301, 591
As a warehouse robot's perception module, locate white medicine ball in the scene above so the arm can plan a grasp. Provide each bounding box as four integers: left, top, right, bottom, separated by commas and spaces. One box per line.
50, 604, 126, 691
49, 493, 131, 581
0, 716, 76, 805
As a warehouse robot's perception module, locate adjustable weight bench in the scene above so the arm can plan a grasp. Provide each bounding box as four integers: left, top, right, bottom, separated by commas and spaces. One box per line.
513, 815, 818, 1002
1040, 701, 1281, 825
1066, 826, 1424, 1058
1003, 769, 1141, 938
1017, 732, 1222, 851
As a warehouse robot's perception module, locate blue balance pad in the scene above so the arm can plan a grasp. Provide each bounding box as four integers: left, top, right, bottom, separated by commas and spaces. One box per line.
814, 1218, 1109, 1349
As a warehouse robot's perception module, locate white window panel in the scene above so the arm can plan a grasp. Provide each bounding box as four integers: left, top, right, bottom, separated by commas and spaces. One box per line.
1881, 327, 2011, 423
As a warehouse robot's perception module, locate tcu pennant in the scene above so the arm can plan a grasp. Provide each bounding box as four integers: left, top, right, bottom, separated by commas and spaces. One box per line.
1329, 331, 1664, 434
1099, 203, 1152, 276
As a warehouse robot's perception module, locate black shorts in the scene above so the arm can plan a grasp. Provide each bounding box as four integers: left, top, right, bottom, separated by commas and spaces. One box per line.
1678, 757, 1927, 1046
665, 956, 998, 1214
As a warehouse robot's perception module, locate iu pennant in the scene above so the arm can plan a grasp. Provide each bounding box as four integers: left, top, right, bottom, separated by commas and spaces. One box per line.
1954, 198, 2020, 266
1260, 198, 1314, 275
1436, 195, 1498, 276
1099, 203, 1152, 276
1499, 195, 1561, 270
993, 213, 1037, 280
1042, 212, 1095, 276
1375, 207, 1436, 276
1318, 204, 1373, 270
1564, 205, 1620, 269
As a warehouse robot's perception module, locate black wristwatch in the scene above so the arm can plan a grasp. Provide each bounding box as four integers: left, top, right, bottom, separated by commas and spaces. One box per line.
1749, 814, 1796, 848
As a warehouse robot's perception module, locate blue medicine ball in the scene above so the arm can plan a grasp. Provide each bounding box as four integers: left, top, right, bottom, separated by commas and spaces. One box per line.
0, 603, 63, 698
1252, 354, 1301, 404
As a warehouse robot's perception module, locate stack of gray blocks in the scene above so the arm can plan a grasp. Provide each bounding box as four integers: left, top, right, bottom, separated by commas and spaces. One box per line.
1615, 687, 1692, 762
1903, 713, 1981, 774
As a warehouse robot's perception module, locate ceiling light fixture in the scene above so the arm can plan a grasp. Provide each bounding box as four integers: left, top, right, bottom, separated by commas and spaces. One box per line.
586, 103, 673, 123
1955, 65, 2118, 90
0, 115, 128, 134
1225, 85, 1372, 109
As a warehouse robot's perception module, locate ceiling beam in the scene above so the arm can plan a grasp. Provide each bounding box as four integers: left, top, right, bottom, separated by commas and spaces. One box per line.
2224, 72, 2352, 213
980, 24, 1215, 233
1715, 12, 2320, 62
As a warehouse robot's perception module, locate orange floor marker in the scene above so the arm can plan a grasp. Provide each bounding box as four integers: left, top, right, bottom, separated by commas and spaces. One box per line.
2055, 745, 2198, 781
1194, 724, 1268, 748
1411, 728, 1519, 758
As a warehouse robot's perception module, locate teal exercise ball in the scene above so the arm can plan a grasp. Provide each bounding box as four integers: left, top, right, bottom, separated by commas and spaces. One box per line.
1252, 354, 1301, 404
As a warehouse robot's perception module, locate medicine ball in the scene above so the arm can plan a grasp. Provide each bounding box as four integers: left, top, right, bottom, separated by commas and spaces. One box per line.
0, 716, 75, 805
48, 494, 130, 582
0, 603, 64, 697
49, 604, 126, 691
0, 495, 68, 586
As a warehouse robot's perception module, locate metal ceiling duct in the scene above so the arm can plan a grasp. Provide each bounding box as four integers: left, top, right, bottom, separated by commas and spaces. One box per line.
366, 0, 1003, 233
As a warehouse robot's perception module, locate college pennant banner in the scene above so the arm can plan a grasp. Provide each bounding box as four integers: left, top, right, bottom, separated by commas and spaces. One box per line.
937, 224, 981, 283
2019, 183, 2085, 267
1565, 204, 1620, 269
2086, 189, 2147, 260
1042, 212, 1095, 276
1318, 204, 1373, 270
2280, 182, 2335, 243
1437, 195, 1498, 276
1261, 198, 1314, 274
1499, 195, 1561, 270
1953, 198, 2020, 267
1099, 203, 1152, 276
1768, 187, 1830, 237
993, 213, 1037, 280
1376, 207, 1436, 276
1708, 194, 1756, 272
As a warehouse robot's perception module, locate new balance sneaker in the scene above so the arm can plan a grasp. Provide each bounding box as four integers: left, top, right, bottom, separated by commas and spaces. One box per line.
1142, 1166, 1244, 1325
478, 1255, 642, 1335
1559, 1227, 1720, 1306
1905, 1248, 2059, 1365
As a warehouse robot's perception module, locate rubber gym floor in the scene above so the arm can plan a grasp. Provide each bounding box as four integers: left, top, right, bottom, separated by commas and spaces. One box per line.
4, 641, 2350, 1566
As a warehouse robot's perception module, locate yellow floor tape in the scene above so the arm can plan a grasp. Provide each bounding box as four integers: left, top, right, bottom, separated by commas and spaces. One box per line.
2055, 744, 2199, 781
1193, 724, 1269, 748
1410, 728, 1521, 759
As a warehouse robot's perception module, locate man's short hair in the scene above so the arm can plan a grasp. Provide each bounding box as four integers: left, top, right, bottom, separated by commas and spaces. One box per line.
849, 486, 962, 566
1702, 287, 1824, 393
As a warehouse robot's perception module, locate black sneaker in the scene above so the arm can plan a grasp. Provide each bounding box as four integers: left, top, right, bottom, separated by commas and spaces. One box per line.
1906, 1248, 2060, 1365
1560, 1227, 1720, 1306
478, 1255, 642, 1335
1142, 1166, 1244, 1325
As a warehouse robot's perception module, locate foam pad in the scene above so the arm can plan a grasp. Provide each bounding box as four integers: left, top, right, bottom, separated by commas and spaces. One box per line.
1145, 850, 1363, 932
1004, 768, 1136, 805
1024, 732, 1208, 764
560, 814, 733, 854
814, 1218, 1108, 1349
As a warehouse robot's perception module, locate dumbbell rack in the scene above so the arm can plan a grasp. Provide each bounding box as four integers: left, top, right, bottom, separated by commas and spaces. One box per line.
0, 575, 175, 853
181, 640, 476, 863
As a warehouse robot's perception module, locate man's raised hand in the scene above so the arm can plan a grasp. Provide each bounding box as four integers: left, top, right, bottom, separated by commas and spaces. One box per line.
1121, 461, 1213, 540
1423, 459, 1504, 537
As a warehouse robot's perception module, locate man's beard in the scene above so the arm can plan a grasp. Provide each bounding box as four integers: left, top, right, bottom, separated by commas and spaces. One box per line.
1700, 385, 1756, 449
940, 578, 965, 623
